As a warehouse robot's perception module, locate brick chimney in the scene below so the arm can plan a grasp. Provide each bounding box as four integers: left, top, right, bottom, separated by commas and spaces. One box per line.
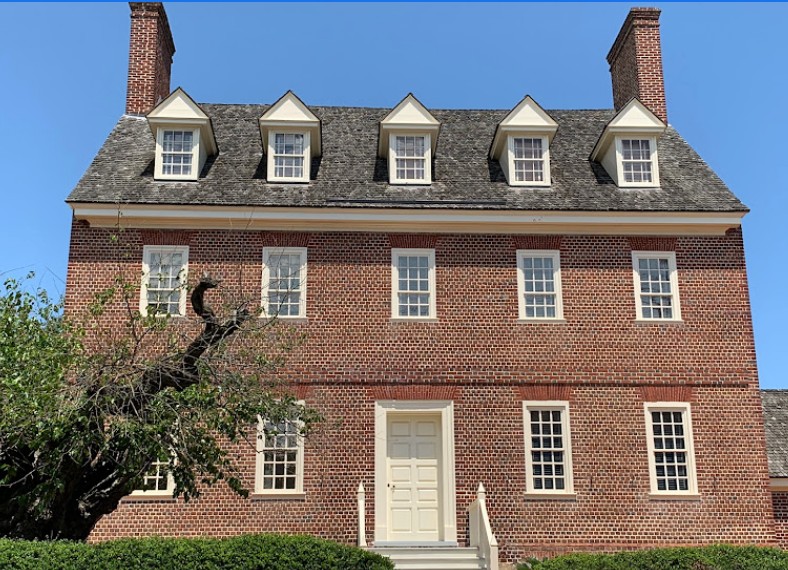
606, 7, 667, 124
126, 2, 175, 116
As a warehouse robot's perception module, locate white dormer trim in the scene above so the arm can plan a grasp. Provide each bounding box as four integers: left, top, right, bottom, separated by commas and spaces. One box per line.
379, 94, 440, 185
260, 91, 323, 168
147, 87, 218, 181
490, 96, 558, 188
590, 98, 666, 188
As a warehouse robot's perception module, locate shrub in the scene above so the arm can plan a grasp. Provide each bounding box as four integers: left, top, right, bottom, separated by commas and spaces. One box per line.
0, 534, 394, 570
519, 545, 788, 570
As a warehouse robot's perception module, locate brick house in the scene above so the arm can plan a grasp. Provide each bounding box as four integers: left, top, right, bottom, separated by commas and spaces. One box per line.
65, 3, 781, 567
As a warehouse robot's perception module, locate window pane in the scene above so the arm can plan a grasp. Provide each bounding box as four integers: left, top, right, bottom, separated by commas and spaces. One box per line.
650, 408, 690, 493
528, 407, 568, 492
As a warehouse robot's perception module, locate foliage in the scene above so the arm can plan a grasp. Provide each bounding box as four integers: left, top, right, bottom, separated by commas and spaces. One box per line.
0, 534, 395, 570
0, 273, 319, 540
519, 545, 788, 570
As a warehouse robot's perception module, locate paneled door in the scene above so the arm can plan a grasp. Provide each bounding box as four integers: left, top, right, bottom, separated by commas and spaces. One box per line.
386, 414, 442, 542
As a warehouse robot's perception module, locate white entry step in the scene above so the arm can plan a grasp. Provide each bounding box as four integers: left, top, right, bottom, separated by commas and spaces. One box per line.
371, 546, 486, 570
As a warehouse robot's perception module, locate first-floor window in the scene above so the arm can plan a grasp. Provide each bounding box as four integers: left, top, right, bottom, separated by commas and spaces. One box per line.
256, 416, 304, 494
261, 247, 307, 318
632, 251, 681, 321
140, 245, 189, 317
391, 248, 436, 319
131, 456, 175, 497
516, 250, 563, 320
523, 401, 574, 494
644, 403, 698, 495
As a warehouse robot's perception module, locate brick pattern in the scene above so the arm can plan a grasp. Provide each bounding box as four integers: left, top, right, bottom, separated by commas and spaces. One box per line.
773, 492, 788, 548
607, 8, 667, 124
126, 3, 175, 116
65, 225, 774, 560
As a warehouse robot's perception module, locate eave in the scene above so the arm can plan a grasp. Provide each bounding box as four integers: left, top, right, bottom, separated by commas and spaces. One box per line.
69, 203, 745, 237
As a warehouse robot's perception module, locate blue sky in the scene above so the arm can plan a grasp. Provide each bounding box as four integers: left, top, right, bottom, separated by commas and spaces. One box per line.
1, 3, 786, 387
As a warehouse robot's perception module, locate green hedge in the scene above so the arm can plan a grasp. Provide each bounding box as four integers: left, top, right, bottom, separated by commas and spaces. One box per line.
519, 545, 788, 570
0, 534, 394, 570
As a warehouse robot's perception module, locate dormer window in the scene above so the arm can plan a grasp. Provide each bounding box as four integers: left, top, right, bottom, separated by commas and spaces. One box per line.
268, 132, 310, 182
158, 129, 198, 178
379, 94, 440, 185
146, 88, 218, 182
392, 135, 430, 183
259, 91, 321, 184
619, 138, 655, 184
490, 96, 557, 187
511, 136, 548, 184
590, 99, 666, 189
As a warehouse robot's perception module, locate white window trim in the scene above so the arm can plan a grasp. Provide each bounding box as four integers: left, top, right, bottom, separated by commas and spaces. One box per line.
140, 245, 189, 317
267, 130, 310, 183
523, 401, 574, 495
261, 246, 307, 319
130, 457, 175, 498
507, 135, 551, 187
389, 133, 432, 185
254, 406, 305, 496
391, 248, 437, 320
516, 250, 564, 321
644, 402, 699, 496
154, 128, 200, 181
615, 136, 660, 188
631, 251, 682, 322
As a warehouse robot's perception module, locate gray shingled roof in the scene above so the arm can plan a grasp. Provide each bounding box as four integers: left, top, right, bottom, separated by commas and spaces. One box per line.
67, 104, 746, 212
763, 390, 788, 478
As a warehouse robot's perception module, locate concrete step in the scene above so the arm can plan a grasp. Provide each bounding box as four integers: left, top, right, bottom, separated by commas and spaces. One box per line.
372, 546, 485, 570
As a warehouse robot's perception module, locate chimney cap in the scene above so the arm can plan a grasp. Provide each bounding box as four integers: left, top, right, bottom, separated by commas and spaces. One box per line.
607, 7, 661, 66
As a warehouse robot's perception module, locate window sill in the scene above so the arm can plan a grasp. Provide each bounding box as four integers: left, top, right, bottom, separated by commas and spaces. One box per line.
517, 318, 567, 324
261, 316, 308, 324
390, 318, 439, 323
250, 492, 306, 501
634, 319, 684, 325
648, 493, 701, 501
122, 494, 177, 503
524, 493, 577, 501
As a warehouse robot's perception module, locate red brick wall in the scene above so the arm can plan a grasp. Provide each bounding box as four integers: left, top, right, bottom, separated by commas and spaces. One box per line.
773, 492, 788, 548
126, 3, 174, 116
607, 8, 667, 123
66, 223, 775, 560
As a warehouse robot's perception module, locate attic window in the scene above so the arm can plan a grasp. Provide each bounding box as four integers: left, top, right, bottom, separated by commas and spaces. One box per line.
159, 130, 197, 178
620, 139, 654, 184
512, 137, 548, 184
392, 135, 430, 183
269, 132, 310, 182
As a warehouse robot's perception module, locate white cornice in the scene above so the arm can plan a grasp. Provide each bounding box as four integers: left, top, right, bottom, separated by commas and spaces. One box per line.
69, 203, 744, 236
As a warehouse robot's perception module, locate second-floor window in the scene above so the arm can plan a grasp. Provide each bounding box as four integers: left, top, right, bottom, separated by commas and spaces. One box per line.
516, 250, 563, 320
632, 251, 681, 321
391, 248, 436, 319
262, 247, 307, 318
140, 245, 189, 317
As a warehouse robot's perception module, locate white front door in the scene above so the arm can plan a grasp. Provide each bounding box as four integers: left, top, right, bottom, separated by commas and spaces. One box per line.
387, 414, 442, 542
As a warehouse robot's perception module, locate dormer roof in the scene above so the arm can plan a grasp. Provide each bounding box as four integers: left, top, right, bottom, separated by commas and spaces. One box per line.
378, 94, 441, 157
146, 87, 218, 155
489, 96, 559, 159
259, 91, 322, 156
590, 98, 666, 162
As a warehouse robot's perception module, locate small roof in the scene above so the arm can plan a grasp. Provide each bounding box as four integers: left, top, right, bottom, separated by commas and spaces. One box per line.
490, 95, 559, 159
378, 94, 440, 156
259, 90, 322, 156
146, 87, 218, 155
590, 98, 666, 161
763, 390, 788, 477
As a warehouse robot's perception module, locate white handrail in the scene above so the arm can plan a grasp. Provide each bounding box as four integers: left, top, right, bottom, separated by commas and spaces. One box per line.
357, 482, 367, 547
468, 482, 498, 570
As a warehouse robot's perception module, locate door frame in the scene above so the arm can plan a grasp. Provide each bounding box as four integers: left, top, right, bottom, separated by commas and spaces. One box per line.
374, 400, 457, 545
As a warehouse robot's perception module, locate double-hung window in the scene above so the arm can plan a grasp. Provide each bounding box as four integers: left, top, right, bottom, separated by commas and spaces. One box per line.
516, 250, 563, 320
523, 401, 574, 494
156, 129, 199, 180
632, 251, 681, 321
644, 402, 698, 495
256, 416, 304, 495
268, 132, 310, 183
617, 138, 659, 186
140, 245, 189, 317
391, 135, 431, 184
262, 247, 307, 319
391, 248, 436, 319
510, 137, 549, 184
